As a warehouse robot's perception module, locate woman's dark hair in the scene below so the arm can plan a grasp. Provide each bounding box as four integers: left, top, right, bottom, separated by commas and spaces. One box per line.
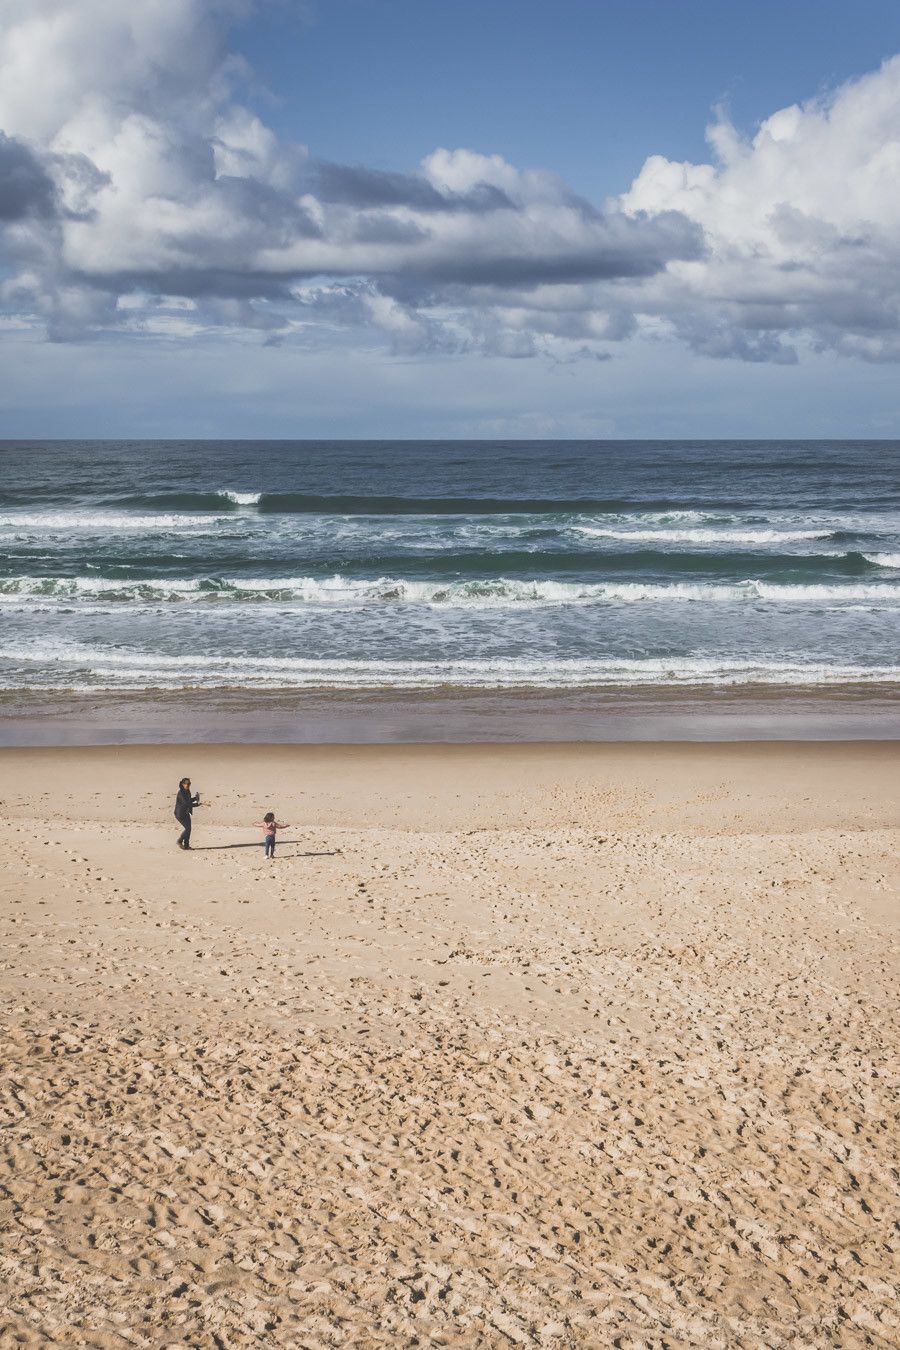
264, 811, 275, 823
180, 777, 191, 789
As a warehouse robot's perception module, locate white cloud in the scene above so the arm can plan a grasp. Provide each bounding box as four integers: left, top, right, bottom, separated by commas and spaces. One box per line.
0, 0, 899, 364
618, 55, 900, 361
0, 0, 699, 353
0, 0, 242, 143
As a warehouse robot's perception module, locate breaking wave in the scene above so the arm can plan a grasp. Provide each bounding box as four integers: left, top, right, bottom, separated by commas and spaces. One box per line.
2, 574, 899, 606
220, 490, 262, 506
2, 644, 898, 690
0, 512, 233, 532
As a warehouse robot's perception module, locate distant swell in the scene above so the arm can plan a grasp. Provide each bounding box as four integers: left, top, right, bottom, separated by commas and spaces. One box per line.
113, 491, 251, 512
110, 492, 739, 516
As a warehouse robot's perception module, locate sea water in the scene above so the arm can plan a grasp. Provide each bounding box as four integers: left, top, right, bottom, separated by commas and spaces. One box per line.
0, 440, 898, 693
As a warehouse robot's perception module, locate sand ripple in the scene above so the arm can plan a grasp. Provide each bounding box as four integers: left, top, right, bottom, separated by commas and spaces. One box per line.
0, 745, 897, 1346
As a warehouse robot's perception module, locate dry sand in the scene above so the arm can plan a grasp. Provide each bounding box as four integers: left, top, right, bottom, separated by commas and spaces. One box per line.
0, 742, 897, 1348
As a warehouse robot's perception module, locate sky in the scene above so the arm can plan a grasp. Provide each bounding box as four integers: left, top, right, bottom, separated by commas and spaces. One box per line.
2, 0, 900, 438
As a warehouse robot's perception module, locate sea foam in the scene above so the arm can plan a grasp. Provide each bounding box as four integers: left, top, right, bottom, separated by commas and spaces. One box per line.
2, 574, 900, 606
2, 642, 899, 690
574, 526, 832, 545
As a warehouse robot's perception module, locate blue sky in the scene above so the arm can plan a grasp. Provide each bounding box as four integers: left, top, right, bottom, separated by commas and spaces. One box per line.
2, 0, 900, 437
238, 0, 900, 197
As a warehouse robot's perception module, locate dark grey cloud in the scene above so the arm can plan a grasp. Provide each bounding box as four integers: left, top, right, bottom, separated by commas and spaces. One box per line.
74, 267, 298, 301
311, 161, 514, 213
0, 133, 57, 221
679, 321, 800, 364
404, 215, 702, 288
213, 175, 322, 242
349, 212, 430, 245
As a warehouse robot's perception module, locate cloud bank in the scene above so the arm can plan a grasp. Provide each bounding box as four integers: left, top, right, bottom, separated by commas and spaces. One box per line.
1, 0, 899, 363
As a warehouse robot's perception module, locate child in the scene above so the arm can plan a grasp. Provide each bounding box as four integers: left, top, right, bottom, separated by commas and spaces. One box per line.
254, 811, 288, 859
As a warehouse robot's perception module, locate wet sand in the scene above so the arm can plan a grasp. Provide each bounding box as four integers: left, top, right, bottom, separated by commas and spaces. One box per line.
1, 686, 899, 746
1, 742, 898, 1346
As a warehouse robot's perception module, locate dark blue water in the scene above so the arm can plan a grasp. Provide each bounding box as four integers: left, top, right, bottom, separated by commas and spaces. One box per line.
1, 440, 898, 691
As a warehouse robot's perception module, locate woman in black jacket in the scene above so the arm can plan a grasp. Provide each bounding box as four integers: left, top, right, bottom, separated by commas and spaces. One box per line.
174, 777, 200, 849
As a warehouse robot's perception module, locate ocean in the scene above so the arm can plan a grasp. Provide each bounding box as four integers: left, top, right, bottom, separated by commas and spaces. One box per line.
1, 440, 898, 734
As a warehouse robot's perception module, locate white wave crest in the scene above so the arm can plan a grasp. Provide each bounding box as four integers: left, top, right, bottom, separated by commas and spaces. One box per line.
2, 574, 900, 607
220, 490, 261, 506
0, 512, 233, 532
746, 581, 900, 602
574, 526, 831, 545
0, 577, 202, 599
864, 552, 900, 568
2, 643, 898, 691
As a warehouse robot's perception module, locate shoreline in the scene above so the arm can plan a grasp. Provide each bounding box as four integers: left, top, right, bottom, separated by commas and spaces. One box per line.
1, 682, 898, 745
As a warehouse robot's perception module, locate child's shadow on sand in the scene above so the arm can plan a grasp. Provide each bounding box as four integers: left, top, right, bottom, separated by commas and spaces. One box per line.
193, 843, 340, 857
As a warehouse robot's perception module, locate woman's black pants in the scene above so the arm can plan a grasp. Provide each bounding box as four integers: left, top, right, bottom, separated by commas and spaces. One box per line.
176, 816, 192, 848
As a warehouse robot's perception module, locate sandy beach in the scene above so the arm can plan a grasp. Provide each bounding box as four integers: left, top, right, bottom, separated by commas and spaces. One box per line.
1, 741, 897, 1347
